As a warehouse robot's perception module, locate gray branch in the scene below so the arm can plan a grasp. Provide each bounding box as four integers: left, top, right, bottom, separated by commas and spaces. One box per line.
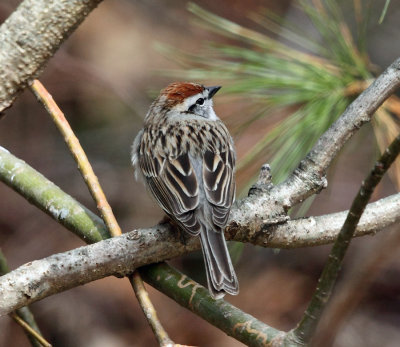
233, 193, 400, 248
0, 192, 398, 316
0, 0, 103, 112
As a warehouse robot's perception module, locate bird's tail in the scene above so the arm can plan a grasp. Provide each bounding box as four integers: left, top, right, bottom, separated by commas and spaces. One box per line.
199, 227, 239, 299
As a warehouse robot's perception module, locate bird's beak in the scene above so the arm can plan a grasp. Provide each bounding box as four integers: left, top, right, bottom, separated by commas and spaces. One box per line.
206, 86, 221, 99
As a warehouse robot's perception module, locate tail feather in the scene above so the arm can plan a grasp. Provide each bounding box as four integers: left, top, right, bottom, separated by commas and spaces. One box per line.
200, 227, 239, 299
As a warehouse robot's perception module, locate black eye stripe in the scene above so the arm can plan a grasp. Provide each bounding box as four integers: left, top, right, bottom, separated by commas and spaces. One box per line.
188, 97, 204, 112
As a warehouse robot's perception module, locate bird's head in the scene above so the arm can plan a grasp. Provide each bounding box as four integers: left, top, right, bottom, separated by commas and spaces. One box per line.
147, 82, 221, 123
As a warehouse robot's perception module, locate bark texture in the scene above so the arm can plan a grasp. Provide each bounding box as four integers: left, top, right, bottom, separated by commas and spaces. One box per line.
0, 0, 103, 112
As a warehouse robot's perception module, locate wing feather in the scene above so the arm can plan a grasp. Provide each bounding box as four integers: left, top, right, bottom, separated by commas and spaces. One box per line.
203, 148, 236, 228
140, 150, 201, 235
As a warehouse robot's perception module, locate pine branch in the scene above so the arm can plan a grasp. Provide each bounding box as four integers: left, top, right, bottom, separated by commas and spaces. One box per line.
268, 58, 400, 208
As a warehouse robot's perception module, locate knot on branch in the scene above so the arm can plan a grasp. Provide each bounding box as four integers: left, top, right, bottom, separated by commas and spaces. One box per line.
294, 159, 328, 196
249, 163, 273, 196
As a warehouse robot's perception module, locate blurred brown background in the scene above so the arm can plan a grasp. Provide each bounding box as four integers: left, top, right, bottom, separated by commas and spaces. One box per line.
0, 0, 399, 346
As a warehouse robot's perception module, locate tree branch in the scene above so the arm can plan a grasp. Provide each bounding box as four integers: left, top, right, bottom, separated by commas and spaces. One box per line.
0, 0, 103, 112
234, 193, 400, 248
262, 57, 400, 208
0, 146, 398, 315
140, 263, 284, 346
314, 224, 400, 346
286, 133, 400, 345
30, 80, 121, 238
129, 272, 174, 347
0, 147, 109, 243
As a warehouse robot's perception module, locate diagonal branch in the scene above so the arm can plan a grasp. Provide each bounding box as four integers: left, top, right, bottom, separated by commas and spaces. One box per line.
29, 80, 173, 346
140, 263, 285, 346
314, 224, 400, 346
10, 312, 52, 347
286, 133, 400, 345
0, 147, 109, 243
0, 0, 103, 112
276, 58, 400, 205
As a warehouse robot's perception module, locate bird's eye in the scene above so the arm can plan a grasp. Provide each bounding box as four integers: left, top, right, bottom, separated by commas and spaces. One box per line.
196, 98, 204, 105
188, 98, 205, 112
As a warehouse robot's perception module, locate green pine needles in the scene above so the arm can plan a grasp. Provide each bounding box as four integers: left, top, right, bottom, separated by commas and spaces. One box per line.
159, 0, 400, 193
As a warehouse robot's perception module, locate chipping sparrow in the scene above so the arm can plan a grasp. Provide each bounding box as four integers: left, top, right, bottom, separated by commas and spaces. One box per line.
132, 82, 239, 299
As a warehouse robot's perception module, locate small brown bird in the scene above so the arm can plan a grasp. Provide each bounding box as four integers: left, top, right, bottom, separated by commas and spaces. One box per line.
132, 82, 238, 299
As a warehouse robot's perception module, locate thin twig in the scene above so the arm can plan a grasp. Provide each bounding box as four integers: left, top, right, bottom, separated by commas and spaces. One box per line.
129, 272, 174, 347
30, 80, 121, 237
29, 80, 173, 346
15, 308, 45, 347
0, 251, 47, 347
314, 225, 400, 346
286, 133, 400, 346
11, 313, 52, 347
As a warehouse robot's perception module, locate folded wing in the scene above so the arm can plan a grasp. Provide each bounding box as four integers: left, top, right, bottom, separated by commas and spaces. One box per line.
202, 148, 236, 228
140, 151, 201, 235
